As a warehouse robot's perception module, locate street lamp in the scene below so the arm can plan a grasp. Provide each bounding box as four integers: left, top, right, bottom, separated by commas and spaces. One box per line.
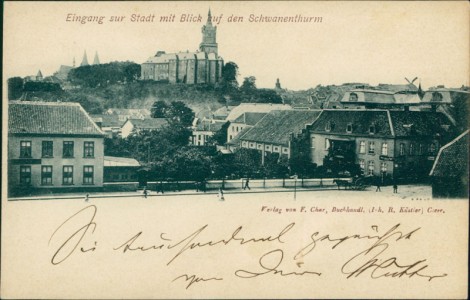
292, 174, 298, 200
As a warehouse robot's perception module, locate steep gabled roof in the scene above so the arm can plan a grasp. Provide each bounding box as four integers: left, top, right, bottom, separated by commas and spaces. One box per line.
430, 130, 469, 177
9, 101, 104, 136
239, 110, 321, 146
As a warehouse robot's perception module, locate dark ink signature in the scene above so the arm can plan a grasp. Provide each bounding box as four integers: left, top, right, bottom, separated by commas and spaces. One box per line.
294, 224, 447, 281
235, 249, 321, 278
172, 274, 223, 289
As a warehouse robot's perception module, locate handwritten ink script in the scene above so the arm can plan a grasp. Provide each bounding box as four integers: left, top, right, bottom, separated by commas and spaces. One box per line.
48, 205, 447, 289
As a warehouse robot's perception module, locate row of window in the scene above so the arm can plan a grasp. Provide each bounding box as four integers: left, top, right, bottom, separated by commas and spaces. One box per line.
246, 142, 288, 153
231, 126, 243, 133
20, 141, 95, 159
325, 121, 377, 134
357, 141, 437, 156
359, 160, 388, 175
19, 165, 94, 186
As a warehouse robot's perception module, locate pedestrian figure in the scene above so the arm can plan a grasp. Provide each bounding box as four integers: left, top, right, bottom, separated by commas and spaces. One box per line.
143, 187, 148, 198
218, 188, 225, 201
393, 183, 398, 193
85, 193, 89, 202
375, 181, 381, 192
157, 181, 164, 194
243, 178, 251, 190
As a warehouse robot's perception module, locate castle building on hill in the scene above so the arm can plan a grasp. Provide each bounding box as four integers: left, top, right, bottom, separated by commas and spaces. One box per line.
141, 10, 224, 84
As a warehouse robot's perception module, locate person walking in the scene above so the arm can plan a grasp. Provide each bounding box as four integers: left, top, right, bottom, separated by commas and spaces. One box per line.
85, 193, 90, 202
218, 188, 225, 201
143, 187, 148, 198
243, 178, 251, 190
375, 180, 381, 192
393, 183, 398, 193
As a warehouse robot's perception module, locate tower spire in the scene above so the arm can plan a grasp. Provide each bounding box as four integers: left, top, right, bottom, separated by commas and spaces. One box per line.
207, 8, 212, 25
80, 50, 89, 66
93, 51, 100, 65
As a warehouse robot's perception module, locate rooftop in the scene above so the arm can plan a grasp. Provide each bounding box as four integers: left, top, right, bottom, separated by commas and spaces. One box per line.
239, 110, 321, 146
430, 130, 469, 177
126, 118, 168, 130
310, 109, 454, 138
232, 112, 267, 125
9, 101, 104, 136
104, 156, 141, 167
226, 103, 292, 122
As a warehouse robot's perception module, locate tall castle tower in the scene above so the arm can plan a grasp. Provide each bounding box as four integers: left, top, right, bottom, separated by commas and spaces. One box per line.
199, 9, 218, 56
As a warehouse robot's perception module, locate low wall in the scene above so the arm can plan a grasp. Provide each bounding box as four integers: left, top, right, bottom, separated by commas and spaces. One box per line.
103, 178, 341, 192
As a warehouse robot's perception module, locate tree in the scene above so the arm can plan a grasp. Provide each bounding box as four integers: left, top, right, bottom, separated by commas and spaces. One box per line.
241, 76, 257, 92
151, 100, 169, 118
222, 62, 239, 87
207, 121, 230, 146
166, 101, 195, 126
8, 77, 24, 100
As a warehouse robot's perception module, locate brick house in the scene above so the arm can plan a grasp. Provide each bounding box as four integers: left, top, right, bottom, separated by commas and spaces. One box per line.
8, 101, 105, 196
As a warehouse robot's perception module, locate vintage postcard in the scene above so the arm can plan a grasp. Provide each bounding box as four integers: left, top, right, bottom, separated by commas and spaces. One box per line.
2, 1, 469, 299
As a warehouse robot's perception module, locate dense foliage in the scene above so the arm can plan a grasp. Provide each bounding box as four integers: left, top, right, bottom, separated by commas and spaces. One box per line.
68, 61, 141, 88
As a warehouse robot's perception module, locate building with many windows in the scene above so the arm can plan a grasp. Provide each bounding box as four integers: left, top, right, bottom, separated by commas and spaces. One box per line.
8, 101, 105, 196
309, 109, 455, 179
141, 10, 223, 84
234, 110, 322, 164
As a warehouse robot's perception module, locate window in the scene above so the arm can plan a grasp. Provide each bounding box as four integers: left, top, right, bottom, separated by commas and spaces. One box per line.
432, 92, 443, 102
381, 143, 388, 156
381, 162, 387, 173
83, 166, 94, 185
20, 166, 31, 184
20, 141, 32, 158
63, 166, 73, 185
349, 93, 358, 101
409, 143, 415, 155
42, 141, 53, 157
41, 166, 53, 185
325, 138, 330, 150
369, 125, 376, 134
368, 141, 375, 154
400, 143, 405, 156
84, 142, 95, 158
359, 159, 365, 171
346, 123, 353, 133
63, 141, 74, 158
367, 161, 375, 175
229, 135, 232, 140
325, 121, 335, 132
359, 141, 366, 154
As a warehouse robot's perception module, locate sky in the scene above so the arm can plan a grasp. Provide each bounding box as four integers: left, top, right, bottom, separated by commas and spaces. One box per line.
3, 1, 469, 90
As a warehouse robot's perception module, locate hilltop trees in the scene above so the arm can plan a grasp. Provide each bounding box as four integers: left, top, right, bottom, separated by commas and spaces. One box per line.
68, 61, 141, 88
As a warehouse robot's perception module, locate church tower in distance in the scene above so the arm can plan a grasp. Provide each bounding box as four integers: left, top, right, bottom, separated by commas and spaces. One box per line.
199, 9, 218, 56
